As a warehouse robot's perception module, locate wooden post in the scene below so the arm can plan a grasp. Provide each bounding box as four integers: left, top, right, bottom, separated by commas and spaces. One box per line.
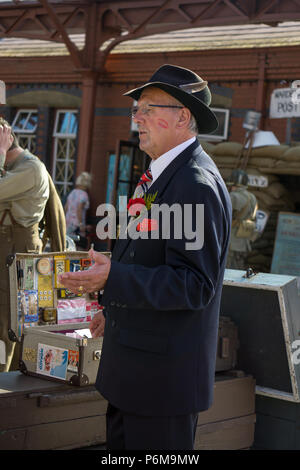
76, 70, 98, 176
256, 53, 267, 128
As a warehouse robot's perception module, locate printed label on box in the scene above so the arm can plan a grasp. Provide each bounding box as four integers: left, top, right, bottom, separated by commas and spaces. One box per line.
18, 290, 39, 324
57, 297, 87, 323
38, 274, 53, 307
67, 349, 79, 373
37, 343, 68, 380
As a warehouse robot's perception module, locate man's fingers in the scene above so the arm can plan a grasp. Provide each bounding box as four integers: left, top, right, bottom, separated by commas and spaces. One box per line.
89, 312, 105, 338
89, 249, 109, 265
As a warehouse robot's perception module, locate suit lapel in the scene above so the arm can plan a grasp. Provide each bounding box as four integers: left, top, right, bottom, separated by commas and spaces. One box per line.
112, 140, 201, 261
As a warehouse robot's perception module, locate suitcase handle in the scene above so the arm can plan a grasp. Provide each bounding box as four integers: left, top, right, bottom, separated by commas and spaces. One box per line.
28, 389, 101, 408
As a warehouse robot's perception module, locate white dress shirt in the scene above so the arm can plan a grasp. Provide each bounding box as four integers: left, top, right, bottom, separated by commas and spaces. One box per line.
149, 136, 196, 187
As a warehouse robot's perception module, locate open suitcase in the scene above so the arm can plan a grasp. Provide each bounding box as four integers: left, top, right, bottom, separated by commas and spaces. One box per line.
7, 250, 238, 386
8, 251, 110, 386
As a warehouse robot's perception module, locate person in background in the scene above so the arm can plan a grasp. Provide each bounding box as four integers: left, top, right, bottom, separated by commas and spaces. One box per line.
65, 172, 92, 243
0, 118, 49, 371
226, 169, 258, 270
59, 64, 232, 450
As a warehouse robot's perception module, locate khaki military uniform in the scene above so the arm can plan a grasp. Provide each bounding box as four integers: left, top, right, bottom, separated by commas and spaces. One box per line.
0, 150, 49, 371
226, 186, 257, 270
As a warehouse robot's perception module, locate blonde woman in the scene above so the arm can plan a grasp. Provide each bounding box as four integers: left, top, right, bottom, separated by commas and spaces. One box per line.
65, 172, 92, 239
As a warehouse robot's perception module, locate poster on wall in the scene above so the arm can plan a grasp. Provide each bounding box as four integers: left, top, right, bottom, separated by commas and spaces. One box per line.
271, 212, 300, 276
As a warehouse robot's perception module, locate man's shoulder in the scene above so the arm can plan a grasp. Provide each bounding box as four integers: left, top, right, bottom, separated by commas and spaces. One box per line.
21, 151, 47, 171
179, 144, 223, 186
23, 151, 42, 163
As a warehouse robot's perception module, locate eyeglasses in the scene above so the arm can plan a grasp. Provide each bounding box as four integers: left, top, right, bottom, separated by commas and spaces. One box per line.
131, 103, 184, 119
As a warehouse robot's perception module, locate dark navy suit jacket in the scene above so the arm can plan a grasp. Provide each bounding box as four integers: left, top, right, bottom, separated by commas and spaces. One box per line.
96, 140, 232, 416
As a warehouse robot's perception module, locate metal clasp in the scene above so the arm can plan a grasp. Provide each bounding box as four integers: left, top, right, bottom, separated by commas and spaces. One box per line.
93, 350, 101, 360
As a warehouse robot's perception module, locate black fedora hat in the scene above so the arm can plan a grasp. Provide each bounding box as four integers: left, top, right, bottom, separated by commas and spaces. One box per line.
124, 64, 218, 134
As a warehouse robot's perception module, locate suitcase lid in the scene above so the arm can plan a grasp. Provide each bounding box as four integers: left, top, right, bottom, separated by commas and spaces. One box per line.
8, 250, 110, 343
222, 268, 300, 403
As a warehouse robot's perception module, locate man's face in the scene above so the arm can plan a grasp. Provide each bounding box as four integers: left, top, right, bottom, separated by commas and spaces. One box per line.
132, 87, 184, 160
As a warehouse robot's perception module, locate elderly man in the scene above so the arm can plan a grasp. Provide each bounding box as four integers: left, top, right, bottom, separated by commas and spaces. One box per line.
60, 64, 232, 450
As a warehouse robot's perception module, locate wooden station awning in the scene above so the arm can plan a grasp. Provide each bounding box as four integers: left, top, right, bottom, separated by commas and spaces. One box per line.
1, 0, 300, 173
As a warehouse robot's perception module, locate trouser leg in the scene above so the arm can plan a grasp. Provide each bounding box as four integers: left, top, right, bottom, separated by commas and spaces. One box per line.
106, 402, 198, 450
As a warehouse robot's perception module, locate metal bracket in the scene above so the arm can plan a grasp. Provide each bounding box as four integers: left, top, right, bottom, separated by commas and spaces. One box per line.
8, 328, 19, 343
93, 350, 101, 360
69, 373, 89, 386
6, 253, 15, 267
19, 360, 28, 374
242, 267, 257, 279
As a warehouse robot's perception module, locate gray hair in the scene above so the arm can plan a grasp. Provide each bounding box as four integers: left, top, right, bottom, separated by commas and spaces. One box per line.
76, 172, 92, 189
188, 114, 199, 135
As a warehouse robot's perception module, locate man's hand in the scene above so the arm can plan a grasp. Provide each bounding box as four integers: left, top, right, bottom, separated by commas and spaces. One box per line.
0, 124, 13, 156
58, 248, 111, 294
89, 310, 106, 338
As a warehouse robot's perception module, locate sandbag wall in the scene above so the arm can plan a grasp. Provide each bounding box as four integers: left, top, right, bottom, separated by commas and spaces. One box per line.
200, 140, 300, 273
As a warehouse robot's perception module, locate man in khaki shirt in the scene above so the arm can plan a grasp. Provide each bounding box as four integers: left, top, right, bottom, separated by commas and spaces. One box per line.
0, 118, 49, 371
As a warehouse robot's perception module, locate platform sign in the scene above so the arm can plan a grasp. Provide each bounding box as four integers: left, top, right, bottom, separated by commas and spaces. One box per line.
270, 84, 300, 119
271, 212, 300, 276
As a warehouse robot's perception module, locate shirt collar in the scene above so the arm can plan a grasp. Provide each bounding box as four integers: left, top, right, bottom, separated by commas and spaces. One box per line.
150, 137, 196, 184
4, 150, 28, 171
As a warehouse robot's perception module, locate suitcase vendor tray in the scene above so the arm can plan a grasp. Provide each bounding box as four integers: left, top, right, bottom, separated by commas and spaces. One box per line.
8, 251, 110, 386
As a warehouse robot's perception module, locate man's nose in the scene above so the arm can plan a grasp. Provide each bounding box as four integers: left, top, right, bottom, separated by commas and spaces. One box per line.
133, 107, 145, 122
133, 112, 143, 123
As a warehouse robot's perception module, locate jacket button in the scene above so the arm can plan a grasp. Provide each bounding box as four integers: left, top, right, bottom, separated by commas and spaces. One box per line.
112, 320, 116, 327
129, 250, 135, 258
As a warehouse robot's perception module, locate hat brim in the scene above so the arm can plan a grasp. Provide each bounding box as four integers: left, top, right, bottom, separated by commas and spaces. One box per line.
124, 81, 218, 134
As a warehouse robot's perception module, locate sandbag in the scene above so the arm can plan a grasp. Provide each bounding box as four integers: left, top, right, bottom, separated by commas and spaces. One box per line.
282, 146, 300, 162
198, 140, 216, 155
248, 157, 276, 168
265, 182, 287, 199
213, 142, 243, 157
276, 160, 300, 168
213, 156, 237, 166
250, 144, 289, 159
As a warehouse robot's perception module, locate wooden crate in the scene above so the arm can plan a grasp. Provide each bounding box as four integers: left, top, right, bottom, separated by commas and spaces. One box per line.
0, 371, 255, 450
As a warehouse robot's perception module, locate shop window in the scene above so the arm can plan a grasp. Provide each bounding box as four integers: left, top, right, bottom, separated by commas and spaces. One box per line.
198, 108, 230, 141
12, 109, 38, 154
52, 110, 78, 198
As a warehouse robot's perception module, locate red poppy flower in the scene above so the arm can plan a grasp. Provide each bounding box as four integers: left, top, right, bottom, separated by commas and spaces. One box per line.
127, 198, 146, 217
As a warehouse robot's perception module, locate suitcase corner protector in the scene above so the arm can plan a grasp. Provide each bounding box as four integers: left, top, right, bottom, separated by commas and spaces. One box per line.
8, 328, 19, 343
19, 359, 28, 374
69, 374, 89, 386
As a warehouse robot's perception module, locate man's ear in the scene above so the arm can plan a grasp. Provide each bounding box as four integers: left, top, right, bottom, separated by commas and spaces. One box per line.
176, 107, 191, 129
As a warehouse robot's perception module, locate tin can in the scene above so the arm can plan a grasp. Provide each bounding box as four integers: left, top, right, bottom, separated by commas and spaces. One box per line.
43, 308, 57, 323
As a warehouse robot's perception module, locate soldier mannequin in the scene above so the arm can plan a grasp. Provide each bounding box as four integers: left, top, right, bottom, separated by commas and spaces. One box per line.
226, 169, 258, 270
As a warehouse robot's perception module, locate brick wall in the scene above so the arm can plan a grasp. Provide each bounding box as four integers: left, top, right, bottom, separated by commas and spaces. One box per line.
1, 44, 300, 212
